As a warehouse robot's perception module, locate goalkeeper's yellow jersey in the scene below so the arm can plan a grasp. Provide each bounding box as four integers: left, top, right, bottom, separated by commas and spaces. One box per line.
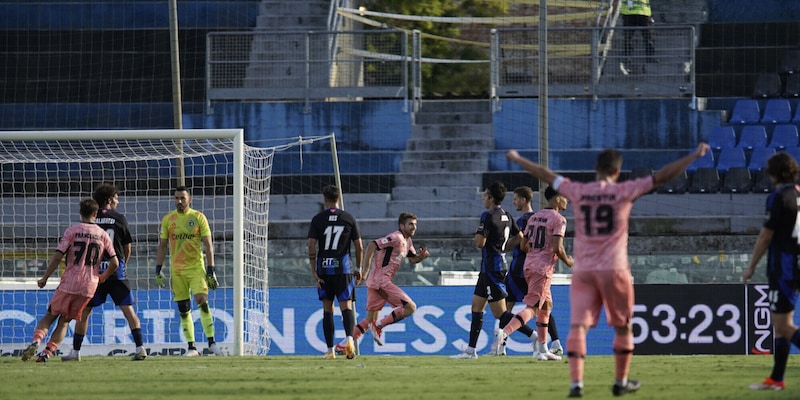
160, 207, 212, 275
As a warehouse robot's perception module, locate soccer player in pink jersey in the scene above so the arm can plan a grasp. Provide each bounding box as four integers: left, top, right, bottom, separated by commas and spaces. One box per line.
507, 143, 709, 397
495, 186, 574, 361
21, 198, 119, 362
342, 212, 429, 350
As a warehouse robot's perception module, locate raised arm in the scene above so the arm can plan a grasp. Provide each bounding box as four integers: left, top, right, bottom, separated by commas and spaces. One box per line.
506, 150, 560, 184
652, 143, 710, 187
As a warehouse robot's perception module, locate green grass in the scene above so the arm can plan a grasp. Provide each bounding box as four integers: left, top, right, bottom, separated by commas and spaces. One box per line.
0, 354, 795, 400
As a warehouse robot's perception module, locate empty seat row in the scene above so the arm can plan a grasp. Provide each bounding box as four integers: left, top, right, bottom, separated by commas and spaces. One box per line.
633, 167, 773, 194
707, 124, 800, 150
687, 147, 788, 173
729, 98, 800, 125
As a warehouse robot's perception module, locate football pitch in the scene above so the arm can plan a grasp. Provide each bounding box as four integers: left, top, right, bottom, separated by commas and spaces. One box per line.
1, 354, 795, 400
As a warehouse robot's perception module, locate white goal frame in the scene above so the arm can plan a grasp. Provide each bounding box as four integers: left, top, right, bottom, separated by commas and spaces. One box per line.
0, 129, 252, 355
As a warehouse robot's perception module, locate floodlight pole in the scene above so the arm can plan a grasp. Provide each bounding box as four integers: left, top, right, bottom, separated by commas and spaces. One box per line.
538, 0, 549, 207
168, 0, 186, 186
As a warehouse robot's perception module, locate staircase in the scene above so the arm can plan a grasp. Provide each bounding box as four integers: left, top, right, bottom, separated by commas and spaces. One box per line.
388, 100, 495, 218
244, 0, 331, 89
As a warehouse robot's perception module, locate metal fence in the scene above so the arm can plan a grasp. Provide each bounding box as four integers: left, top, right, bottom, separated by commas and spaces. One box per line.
490, 25, 696, 104
206, 29, 408, 111
206, 25, 695, 112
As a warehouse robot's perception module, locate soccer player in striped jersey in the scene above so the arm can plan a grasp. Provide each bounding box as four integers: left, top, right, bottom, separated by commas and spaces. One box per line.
507, 143, 709, 397
307, 185, 363, 359
155, 186, 224, 357
744, 152, 800, 392
21, 198, 119, 362
63, 183, 146, 362
451, 181, 522, 359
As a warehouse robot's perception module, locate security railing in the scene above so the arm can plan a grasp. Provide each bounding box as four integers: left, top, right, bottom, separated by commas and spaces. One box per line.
206, 25, 694, 112
206, 29, 408, 112
490, 25, 696, 107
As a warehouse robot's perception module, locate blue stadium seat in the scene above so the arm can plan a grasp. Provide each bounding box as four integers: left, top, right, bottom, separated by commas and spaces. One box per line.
793, 103, 800, 123
784, 147, 800, 164
707, 126, 736, 150
769, 124, 799, 150
760, 99, 792, 124
748, 147, 775, 172
729, 99, 761, 124
686, 150, 714, 173
716, 147, 746, 173
737, 125, 768, 149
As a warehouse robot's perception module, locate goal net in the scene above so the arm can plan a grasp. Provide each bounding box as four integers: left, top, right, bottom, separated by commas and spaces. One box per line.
0, 129, 337, 357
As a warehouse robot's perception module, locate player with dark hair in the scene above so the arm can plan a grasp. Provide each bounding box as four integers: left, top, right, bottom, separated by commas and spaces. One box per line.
744, 152, 800, 391
507, 143, 709, 397
308, 185, 363, 359
155, 186, 224, 357
495, 186, 574, 361
451, 181, 522, 359
21, 198, 118, 362
62, 183, 147, 361
337, 212, 429, 352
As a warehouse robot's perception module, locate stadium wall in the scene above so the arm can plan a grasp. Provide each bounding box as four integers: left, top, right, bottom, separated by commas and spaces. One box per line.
0, 284, 775, 357
707, 0, 800, 23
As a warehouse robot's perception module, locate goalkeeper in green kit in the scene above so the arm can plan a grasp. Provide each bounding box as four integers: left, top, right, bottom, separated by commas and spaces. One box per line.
155, 186, 225, 356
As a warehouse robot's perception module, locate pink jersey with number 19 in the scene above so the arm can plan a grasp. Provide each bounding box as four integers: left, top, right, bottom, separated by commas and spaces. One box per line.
554, 176, 653, 272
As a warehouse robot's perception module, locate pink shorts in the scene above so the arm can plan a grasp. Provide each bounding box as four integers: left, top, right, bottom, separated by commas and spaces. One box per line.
48, 290, 92, 321
366, 282, 412, 311
522, 267, 552, 309
569, 268, 634, 328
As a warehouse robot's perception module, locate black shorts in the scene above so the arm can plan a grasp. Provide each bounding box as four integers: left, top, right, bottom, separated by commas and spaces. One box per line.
769, 279, 799, 314
317, 274, 355, 303
473, 271, 508, 303
506, 273, 528, 303
89, 279, 134, 307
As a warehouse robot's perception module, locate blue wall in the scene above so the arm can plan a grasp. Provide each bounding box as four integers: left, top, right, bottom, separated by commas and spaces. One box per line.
0, 1, 259, 29
707, 0, 800, 23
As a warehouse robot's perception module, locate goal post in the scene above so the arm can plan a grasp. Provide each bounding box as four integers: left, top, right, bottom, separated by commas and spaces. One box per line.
0, 129, 339, 357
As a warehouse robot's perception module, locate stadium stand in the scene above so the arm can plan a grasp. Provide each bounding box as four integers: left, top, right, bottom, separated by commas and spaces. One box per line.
769, 124, 799, 149
786, 74, 800, 98
688, 167, 720, 194
737, 125, 768, 150
721, 167, 752, 194
656, 171, 688, 194
748, 147, 776, 172
716, 147, 747, 173
707, 125, 737, 151
686, 150, 715, 173
752, 73, 782, 98
760, 98, 793, 124
728, 99, 761, 124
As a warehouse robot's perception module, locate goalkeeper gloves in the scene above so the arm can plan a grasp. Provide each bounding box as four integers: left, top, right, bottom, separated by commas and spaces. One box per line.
155, 265, 165, 288
206, 265, 218, 290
